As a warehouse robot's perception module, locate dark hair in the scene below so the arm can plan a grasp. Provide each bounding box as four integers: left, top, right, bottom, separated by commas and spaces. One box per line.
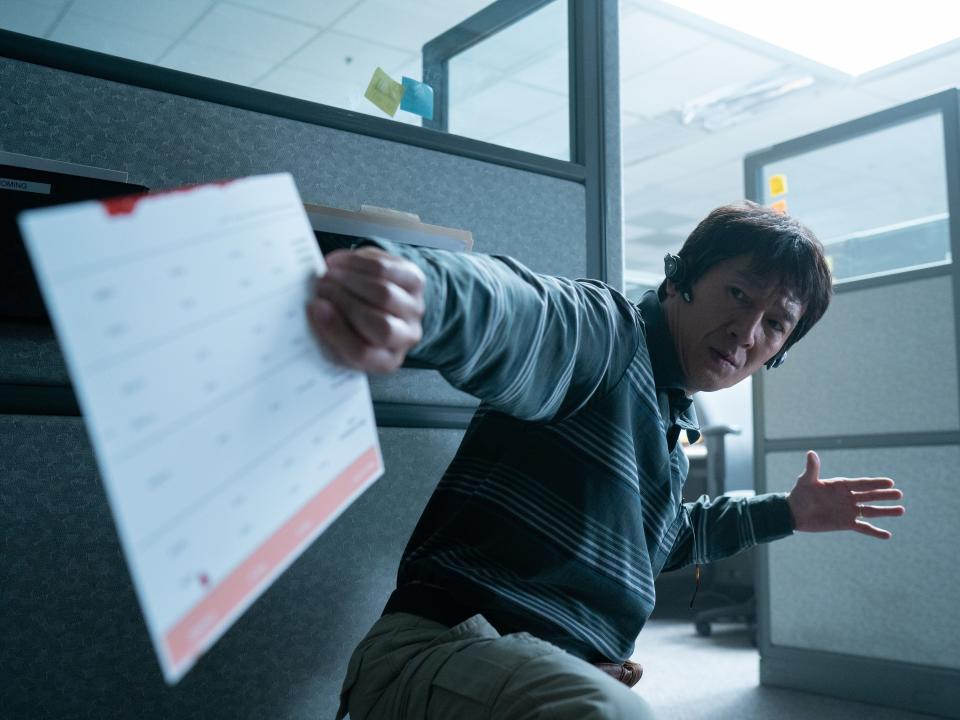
661, 200, 832, 355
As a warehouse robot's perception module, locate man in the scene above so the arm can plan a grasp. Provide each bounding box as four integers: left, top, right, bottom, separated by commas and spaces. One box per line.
309, 201, 905, 719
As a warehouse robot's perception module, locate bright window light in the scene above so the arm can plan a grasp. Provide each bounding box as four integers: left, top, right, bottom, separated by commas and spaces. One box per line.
662, 0, 960, 76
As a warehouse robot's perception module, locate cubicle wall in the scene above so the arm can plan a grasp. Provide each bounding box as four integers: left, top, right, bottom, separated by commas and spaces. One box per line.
0, 2, 622, 717
749, 89, 960, 719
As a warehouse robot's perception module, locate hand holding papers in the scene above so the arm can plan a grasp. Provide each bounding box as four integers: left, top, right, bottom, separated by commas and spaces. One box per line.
309, 245, 426, 374
18, 174, 383, 683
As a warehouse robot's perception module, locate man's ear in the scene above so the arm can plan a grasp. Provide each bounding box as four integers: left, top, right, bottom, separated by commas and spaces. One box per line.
661, 279, 679, 300
662, 279, 692, 304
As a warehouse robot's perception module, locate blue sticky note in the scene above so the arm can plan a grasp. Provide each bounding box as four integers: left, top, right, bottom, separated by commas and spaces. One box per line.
400, 77, 434, 120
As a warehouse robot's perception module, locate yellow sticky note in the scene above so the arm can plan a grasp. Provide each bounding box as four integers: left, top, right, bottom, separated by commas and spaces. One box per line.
825, 255, 834, 273
770, 199, 788, 214
364, 67, 404, 117
768, 174, 788, 198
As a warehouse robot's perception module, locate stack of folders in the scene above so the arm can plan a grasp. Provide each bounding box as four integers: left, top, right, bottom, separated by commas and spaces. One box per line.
304, 202, 473, 254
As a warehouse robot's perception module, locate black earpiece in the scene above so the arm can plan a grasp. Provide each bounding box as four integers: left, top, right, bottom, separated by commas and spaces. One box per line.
663, 253, 692, 303
663, 253, 684, 283
765, 350, 787, 370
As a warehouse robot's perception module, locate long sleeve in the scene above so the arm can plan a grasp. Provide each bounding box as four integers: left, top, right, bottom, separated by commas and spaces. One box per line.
661, 492, 796, 572
372, 239, 642, 423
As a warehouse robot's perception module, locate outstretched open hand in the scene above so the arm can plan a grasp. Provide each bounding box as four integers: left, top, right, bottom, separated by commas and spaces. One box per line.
786, 451, 905, 539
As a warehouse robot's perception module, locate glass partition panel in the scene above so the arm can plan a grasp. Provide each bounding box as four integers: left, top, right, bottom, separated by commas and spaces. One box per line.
1, 1, 495, 127
447, 0, 569, 159
760, 113, 949, 282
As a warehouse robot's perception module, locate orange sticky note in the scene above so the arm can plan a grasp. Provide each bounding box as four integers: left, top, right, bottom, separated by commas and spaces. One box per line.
768, 174, 788, 198
770, 199, 788, 214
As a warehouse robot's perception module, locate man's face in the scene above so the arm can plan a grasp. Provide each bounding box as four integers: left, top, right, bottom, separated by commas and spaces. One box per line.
663, 255, 804, 394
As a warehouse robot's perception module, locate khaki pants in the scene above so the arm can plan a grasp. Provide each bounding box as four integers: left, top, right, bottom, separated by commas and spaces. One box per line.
337, 613, 657, 720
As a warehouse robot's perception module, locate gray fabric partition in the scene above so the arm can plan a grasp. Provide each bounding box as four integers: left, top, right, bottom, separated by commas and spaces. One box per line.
756, 275, 960, 717
0, 20, 612, 714
758, 277, 960, 675
765, 446, 960, 669
763, 275, 960, 438
0, 59, 587, 279
1, 419, 464, 720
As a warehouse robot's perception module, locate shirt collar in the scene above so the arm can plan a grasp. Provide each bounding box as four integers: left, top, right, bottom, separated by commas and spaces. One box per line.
638, 290, 700, 441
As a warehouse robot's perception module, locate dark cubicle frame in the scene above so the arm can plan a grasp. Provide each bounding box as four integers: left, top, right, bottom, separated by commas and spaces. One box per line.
419, 0, 611, 292
747, 87, 960, 719
422, 0, 558, 135
0, 0, 617, 431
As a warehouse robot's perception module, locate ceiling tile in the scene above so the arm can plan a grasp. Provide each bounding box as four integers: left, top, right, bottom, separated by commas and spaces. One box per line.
679, 160, 743, 198
333, 0, 494, 53
623, 138, 726, 189
448, 57, 503, 101
619, 7, 711, 80
623, 179, 699, 208
160, 41, 275, 85
857, 47, 960, 104
620, 39, 783, 117
183, 3, 316, 63
627, 208, 697, 229
287, 30, 412, 86
709, 87, 894, 166
333, 0, 449, 53
413, 0, 492, 25
255, 64, 363, 109
449, 79, 567, 140
512, 48, 569, 94
0, 0, 63, 35
70, 0, 212, 38
488, 107, 569, 160
623, 223, 657, 237
50, 12, 172, 63
394, 57, 424, 83
455, 1, 567, 73
231, 0, 359, 27
621, 113, 707, 164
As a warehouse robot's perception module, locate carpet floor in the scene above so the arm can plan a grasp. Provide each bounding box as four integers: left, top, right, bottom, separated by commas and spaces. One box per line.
630, 619, 942, 720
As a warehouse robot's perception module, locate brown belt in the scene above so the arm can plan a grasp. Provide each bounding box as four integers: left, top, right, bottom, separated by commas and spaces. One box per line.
592, 660, 643, 687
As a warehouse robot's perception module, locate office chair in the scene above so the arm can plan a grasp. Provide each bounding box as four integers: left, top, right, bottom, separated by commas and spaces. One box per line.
693, 424, 758, 646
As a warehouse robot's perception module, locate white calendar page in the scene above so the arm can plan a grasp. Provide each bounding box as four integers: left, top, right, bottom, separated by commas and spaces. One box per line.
18, 173, 383, 683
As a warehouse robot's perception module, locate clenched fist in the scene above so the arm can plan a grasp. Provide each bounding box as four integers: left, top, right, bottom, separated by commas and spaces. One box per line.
307, 246, 426, 373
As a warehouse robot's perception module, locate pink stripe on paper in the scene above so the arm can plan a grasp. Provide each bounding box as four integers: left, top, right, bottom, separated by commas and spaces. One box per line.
164, 446, 381, 671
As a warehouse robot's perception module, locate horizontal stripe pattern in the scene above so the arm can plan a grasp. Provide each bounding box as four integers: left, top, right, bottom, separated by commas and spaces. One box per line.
376, 242, 795, 662
437, 458, 655, 602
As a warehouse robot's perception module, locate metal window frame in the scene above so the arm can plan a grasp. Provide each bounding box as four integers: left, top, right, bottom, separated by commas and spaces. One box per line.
422, 0, 558, 134
423, 0, 608, 280
746, 87, 960, 719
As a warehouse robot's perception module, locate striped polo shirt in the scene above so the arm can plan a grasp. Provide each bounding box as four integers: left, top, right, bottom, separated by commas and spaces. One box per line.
375, 240, 795, 663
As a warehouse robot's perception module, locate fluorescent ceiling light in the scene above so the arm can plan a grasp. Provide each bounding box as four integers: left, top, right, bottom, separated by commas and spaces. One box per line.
678, 72, 816, 131
661, 0, 960, 76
